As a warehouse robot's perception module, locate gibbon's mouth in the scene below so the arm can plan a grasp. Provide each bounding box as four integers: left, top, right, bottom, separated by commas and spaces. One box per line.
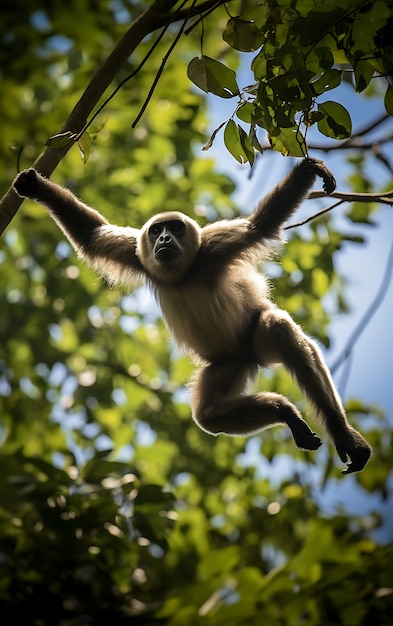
155, 246, 179, 262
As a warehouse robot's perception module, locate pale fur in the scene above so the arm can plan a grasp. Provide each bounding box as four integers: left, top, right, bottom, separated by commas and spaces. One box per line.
155, 262, 269, 361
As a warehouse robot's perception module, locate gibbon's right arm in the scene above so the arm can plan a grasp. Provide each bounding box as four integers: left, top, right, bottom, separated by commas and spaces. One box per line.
13, 168, 144, 281
248, 157, 336, 242
199, 158, 335, 260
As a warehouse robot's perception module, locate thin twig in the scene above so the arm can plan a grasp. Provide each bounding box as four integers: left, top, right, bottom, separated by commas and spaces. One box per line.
76, 0, 190, 140
353, 112, 390, 137
285, 199, 344, 230
179, 0, 228, 23
132, 0, 197, 127
330, 236, 393, 375
337, 349, 353, 398
184, 0, 223, 34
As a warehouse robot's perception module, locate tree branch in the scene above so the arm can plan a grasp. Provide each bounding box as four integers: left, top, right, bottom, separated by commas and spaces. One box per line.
285, 188, 393, 230
308, 189, 393, 204
0, 0, 231, 235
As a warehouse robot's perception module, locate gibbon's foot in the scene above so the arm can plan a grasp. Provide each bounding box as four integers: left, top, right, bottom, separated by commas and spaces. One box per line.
13, 168, 39, 198
290, 418, 323, 451
335, 428, 372, 474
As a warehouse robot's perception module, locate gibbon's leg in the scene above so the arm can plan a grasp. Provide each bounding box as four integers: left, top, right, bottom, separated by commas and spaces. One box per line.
190, 360, 322, 451
253, 308, 371, 473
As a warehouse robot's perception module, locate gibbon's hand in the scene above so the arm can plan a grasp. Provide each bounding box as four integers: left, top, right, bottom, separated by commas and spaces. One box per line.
305, 158, 336, 195
13, 168, 39, 199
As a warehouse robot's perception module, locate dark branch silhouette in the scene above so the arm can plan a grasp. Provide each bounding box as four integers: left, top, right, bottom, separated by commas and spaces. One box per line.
0, 0, 231, 235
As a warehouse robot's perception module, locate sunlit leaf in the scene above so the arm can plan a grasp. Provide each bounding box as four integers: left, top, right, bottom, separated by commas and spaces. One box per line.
187, 56, 239, 98
236, 101, 254, 123
78, 131, 92, 163
268, 127, 306, 157
224, 120, 249, 164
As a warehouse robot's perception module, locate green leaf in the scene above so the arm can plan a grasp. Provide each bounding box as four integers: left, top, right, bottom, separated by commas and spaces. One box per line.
224, 120, 250, 164
297, 6, 346, 45
239, 5, 268, 28
238, 125, 255, 166
317, 101, 352, 139
249, 124, 263, 153
352, 1, 390, 57
306, 110, 324, 126
78, 131, 92, 164
251, 51, 269, 80
354, 60, 374, 93
223, 17, 264, 52
384, 85, 393, 116
236, 102, 254, 123
202, 121, 226, 151
187, 56, 239, 98
275, 104, 296, 128
305, 46, 334, 74
311, 69, 342, 95
268, 127, 306, 157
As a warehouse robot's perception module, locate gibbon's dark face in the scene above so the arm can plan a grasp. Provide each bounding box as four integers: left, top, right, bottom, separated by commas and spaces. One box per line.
148, 218, 186, 263
138, 211, 202, 282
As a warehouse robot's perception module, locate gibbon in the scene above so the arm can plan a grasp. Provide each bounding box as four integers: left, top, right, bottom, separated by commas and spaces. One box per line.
13, 159, 371, 474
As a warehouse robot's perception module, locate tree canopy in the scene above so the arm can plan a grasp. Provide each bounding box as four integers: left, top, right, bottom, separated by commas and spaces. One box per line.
0, 1, 392, 624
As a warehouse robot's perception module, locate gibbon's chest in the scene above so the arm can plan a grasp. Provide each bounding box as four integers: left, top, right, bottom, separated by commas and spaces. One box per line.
155, 268, 267, 360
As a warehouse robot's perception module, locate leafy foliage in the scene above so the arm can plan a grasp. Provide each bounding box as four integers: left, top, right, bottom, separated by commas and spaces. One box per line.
187, 0, 393, 162
0, 1, 392, 624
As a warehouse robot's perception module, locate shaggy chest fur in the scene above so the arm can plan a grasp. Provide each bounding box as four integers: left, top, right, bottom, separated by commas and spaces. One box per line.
155, 264, 268, 362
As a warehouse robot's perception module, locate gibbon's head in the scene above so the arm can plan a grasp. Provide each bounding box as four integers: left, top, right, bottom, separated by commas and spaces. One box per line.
137, 211, 202, 283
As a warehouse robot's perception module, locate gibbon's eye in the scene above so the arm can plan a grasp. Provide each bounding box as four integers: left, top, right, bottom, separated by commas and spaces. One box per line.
148, 220, 185, 241
170, 220, 186, 236
148, 224, 162, 239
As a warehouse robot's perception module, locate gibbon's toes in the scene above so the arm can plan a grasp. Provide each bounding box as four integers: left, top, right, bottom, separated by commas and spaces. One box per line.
340, 446, 371, 475
336, 436, 372, 474
13, 168, 38, 198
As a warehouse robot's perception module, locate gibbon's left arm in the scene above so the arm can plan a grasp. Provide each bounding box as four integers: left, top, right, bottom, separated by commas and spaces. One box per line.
13, 168, 145, 283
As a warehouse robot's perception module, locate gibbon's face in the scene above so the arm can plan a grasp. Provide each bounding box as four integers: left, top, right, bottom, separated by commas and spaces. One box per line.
148, 217, 186, 262
138, 211, 202, 282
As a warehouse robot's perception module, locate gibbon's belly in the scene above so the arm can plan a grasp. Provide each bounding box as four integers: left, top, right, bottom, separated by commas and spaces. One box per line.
157, 277, 266, 361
